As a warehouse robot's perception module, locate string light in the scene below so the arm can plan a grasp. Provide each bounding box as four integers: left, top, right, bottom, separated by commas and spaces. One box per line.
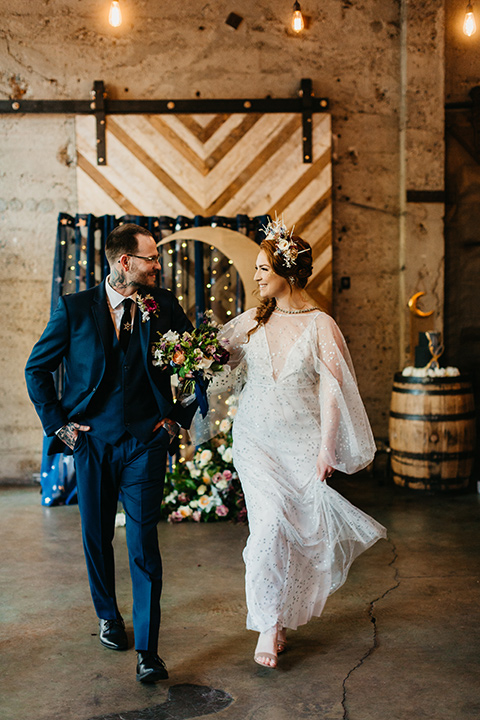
292, 1, 304, 32
463, 1, 477, 35
109, 0, 122, 28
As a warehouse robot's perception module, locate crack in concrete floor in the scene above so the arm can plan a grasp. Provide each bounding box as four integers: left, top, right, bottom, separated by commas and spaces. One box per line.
341, 538, 400, 720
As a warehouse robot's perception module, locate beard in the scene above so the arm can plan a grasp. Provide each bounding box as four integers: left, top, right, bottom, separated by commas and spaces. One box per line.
131, 269, 158, 287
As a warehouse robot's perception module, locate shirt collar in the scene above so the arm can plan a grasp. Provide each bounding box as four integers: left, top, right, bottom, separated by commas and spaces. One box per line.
105, 277, 137, 310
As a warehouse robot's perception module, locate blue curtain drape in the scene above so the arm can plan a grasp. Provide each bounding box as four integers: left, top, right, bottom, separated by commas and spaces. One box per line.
40, 212, 268, 506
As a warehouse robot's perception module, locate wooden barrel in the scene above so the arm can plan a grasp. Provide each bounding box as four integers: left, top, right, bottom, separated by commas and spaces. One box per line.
389, 373, 476, 491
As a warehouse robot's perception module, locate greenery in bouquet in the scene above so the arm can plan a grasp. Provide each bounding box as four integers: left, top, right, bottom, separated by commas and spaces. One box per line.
152, 309, 230, 399
161, 412, 246, 524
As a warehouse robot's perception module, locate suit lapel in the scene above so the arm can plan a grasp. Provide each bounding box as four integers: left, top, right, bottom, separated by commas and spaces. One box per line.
91, 282, 113, 356
138, 305, 152, 362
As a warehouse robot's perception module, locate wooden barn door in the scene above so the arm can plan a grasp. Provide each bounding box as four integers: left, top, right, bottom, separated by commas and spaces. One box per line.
75, 112, 332, 309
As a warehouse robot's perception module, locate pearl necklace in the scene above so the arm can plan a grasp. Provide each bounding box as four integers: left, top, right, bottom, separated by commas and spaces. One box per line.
274, 306, 322, 315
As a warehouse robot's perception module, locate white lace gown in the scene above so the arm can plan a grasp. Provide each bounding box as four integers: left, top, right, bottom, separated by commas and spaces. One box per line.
196, 308, 387, 633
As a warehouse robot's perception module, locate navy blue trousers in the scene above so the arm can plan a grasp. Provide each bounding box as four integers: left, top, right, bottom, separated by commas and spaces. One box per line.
73, 429, 170, 652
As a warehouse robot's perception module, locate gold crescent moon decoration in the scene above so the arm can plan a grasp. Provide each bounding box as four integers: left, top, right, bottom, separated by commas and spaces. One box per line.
408, 291, 434, 318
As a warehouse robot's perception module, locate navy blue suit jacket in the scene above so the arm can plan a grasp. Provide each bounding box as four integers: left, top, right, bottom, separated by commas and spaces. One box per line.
25, 282, 195, 455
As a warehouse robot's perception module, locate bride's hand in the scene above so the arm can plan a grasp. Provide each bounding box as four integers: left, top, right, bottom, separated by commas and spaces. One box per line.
316, 454, 334, 482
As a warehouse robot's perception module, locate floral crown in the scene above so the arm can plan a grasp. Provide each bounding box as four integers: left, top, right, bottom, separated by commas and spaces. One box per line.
263, 217, 308, 269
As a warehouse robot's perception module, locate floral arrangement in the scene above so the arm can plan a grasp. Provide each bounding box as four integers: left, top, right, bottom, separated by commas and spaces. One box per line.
152, 310, 230, 408
161, 413, 246, 524
402, 366, 460, 378
136, 293, 160, 322
263, 216, 308, 269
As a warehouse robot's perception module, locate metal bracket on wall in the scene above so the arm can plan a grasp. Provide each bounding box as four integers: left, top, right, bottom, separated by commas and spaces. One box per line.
0, 79, 329, 166
92, 80, 106, 166
445, 85, 480, 165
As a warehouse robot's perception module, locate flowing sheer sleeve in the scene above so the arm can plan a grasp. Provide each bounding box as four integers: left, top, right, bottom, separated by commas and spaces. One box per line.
313, 313, 376, 474
188, 308, 257, 445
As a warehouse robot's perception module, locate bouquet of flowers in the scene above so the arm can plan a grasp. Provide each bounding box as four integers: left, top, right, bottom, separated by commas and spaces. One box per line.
152, 310, 230, 415
160, 416, 247, 524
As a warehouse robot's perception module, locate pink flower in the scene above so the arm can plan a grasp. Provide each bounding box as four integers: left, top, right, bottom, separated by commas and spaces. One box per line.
192, 510, 201, 522
177, 492, 189, 504
222, 470, 232, 481
216, 504, 228, 517
212, 472, 223, 485
168, 510, 183, 523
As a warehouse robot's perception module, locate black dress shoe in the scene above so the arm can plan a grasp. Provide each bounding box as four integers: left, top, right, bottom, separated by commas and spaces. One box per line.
136, 651, 169, 683
99, 618, 128, 651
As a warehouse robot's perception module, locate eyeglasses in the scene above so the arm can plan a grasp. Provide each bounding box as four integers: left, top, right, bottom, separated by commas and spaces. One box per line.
122, 253, 160, 264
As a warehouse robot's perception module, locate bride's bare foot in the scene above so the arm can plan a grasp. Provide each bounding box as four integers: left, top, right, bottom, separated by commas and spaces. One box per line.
254, 626, 278, 668
276, 626, 287, 654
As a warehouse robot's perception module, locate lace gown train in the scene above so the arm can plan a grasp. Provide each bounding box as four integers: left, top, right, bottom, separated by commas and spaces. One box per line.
197, 308, 387, 633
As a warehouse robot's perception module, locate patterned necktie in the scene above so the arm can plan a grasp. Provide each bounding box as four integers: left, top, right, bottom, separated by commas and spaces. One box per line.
119, 298, 134, 353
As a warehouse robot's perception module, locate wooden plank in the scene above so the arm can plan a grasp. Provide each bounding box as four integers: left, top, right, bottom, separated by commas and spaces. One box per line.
77, 152, 141, 215
206, 115, 302, 215
147, 116, 208, 176
219, 122, 304, 216
202, 114, 231, 141
205, 113, 296, 204
205, 114, 263, 170
107, 118, 204, 216
310, 258, 332, 289
268, 149, 331, 217
309, 229, 332, 258
175, 114, 216, 141
77, 166, 125, 216
113, 115, 207, 206
176, 114, 230, 143
295, 188, 332, 235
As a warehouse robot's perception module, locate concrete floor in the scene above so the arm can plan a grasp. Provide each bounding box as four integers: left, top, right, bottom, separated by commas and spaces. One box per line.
1, 473, 479, 720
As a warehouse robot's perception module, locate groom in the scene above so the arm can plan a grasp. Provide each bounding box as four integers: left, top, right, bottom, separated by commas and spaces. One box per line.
25, 223, 196, 683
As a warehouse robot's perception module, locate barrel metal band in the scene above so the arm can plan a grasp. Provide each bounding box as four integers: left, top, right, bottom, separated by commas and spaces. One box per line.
389, 411, 476, 421
391, 471, 471, 484
391, 450, 475, 461
392, 386, 473, 396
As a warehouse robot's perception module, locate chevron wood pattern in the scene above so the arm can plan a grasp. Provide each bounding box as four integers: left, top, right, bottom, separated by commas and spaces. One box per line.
76, 111, 332, 308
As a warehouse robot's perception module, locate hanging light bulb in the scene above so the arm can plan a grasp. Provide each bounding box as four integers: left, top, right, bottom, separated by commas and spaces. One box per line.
109, 0, 122, 28
463, 1, 477, 36
292, 1, 304, 33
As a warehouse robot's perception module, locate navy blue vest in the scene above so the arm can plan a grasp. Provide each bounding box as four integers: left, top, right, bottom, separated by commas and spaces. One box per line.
83, 314, 160, 444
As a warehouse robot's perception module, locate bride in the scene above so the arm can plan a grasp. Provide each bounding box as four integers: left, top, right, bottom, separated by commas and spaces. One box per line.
201, 219, 387, 668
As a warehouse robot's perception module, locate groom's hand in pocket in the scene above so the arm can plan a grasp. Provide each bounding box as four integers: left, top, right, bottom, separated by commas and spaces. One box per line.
56, 422, 91, 450
153, 418, 179, 444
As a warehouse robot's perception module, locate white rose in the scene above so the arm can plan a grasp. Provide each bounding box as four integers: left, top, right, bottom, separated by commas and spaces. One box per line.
179, 505, 193, 518
199, 449, 213, 466
189, 500, 199, 509
223, 447, 233, 463
277, 238, 290, 252
219, 419, 231, 433
216, 479, 228, 491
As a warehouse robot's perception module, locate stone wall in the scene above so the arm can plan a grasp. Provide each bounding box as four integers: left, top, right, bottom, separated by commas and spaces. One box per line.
0, 0, 448, 479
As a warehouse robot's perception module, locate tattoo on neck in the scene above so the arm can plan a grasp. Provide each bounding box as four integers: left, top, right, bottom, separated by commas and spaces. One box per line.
110, 268, 127, 290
